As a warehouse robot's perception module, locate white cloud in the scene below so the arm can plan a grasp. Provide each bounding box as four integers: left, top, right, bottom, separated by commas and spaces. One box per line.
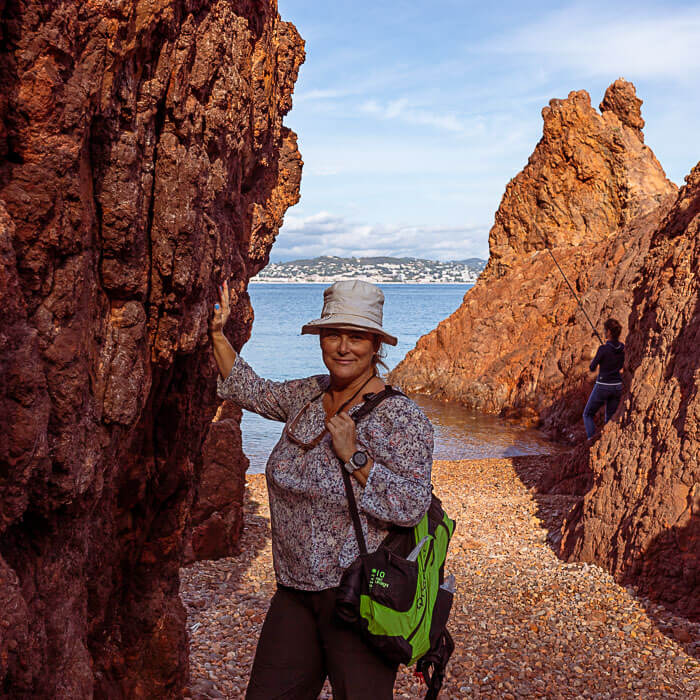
484, 3, 700, 82
281, 1, 700, 263
295, 88, 355, 102
275, 211, 489, 261
361, 98, 469, 134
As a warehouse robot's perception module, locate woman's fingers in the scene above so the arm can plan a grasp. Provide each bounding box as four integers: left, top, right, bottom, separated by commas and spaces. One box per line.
326, 415, 356, 452
221, 279, 231, 322
210, 278, 230, 333
325, 413, 357, 462
328, 412, 353, 424
211, 278, 231, 329
326, 413, 354, 430
209, 301, 223, 332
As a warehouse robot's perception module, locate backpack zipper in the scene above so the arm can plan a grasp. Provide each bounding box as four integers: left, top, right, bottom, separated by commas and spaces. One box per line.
406, 540, 435, 643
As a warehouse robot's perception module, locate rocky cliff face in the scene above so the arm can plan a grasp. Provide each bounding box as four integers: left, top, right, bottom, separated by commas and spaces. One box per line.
559, 164, 700, 619
0, 0, 303, 696
390, 81, 676, 440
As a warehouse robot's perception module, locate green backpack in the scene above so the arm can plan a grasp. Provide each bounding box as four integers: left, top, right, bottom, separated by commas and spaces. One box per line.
335, 387, 456, 699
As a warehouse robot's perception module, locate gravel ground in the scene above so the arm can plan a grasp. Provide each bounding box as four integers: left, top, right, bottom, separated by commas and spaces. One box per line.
181, 458, 699, 699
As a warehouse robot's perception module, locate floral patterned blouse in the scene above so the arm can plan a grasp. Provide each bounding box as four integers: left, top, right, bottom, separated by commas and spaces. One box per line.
217, 354, 434, 591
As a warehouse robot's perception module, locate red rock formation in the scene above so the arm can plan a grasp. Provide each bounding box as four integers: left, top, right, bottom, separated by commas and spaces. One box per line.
0, 0, 303, 696
186, 403, 248, 563
390, 81, 676, 441
560, 164, 700, 620
599, 78, 645, 142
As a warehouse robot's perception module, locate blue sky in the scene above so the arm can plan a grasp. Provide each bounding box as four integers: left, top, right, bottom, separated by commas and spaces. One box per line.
273, 0, 700, 262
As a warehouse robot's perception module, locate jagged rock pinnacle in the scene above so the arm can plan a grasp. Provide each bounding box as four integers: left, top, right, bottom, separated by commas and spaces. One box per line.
600, 78, 646, 142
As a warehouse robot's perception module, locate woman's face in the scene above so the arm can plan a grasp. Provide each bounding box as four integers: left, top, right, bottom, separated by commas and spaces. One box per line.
319, 328, 379, 381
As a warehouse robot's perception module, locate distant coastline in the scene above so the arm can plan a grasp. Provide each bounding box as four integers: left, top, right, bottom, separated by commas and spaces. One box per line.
253, 255, 486, 284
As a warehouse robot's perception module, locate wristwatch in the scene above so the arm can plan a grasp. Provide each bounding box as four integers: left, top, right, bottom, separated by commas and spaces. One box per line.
344, 450, 368, 474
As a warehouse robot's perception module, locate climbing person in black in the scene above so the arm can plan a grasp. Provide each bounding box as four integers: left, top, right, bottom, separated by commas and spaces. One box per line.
583, 318, 625, 439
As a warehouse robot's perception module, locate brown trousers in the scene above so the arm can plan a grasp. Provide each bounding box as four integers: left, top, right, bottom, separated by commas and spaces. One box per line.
245, 585, 398, 699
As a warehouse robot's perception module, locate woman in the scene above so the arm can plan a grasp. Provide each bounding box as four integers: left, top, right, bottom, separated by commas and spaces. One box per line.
209, 279, 434, 699
583, 318, 625, 440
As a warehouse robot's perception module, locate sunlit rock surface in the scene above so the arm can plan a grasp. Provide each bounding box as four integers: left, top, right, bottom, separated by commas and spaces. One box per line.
391, 79, 698, 620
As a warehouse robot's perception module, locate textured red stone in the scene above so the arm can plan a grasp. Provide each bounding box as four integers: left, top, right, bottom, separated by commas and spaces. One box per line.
560, 164, 700, 620
390, 81, 676, 441
600, 78, 645, 142
0, 0, 303, 696
185, 403, 247, 563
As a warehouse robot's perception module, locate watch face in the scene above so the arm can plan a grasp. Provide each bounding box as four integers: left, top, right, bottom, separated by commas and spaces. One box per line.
352, 450, 368, 467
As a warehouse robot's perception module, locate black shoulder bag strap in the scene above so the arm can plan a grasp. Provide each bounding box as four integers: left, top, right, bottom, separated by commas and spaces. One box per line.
338, 385, 406, 557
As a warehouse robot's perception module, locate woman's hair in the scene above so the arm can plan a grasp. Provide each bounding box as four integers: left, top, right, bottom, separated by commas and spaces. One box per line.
372, 339, 389, 375
604, 318, 622, 340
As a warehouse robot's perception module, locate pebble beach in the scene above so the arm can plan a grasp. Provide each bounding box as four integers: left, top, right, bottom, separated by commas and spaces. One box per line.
181, 457, 699, 699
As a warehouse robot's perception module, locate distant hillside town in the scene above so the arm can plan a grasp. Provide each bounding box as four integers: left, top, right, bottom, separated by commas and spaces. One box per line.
252, 256, 487, 284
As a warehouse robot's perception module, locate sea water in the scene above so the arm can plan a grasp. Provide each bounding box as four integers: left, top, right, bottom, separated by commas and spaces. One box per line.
240, 283, 554, 473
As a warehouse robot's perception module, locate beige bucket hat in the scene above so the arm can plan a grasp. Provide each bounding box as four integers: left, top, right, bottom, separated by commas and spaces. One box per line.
301, 280, 398, 346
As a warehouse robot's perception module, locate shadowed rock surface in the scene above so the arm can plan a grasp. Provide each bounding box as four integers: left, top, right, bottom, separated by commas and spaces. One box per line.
389, 80, 676, 441
186, 402, 248, 563
0, 0, 303, 696
560, 163, 700, 621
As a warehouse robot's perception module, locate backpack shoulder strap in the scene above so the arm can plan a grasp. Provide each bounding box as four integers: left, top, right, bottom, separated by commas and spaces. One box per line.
341, 467, 368, 555
339, 385, 406, 555
350, 385, 406, 423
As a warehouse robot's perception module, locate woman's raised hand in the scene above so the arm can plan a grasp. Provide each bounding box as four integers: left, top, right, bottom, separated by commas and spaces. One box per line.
209, 279, 231, 335
209, 279, 237, 378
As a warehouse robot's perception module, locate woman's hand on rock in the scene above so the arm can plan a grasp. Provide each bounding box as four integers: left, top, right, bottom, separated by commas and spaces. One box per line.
209, 279, 231, 334
326, 412, 356, 463
209, 280, 237, 378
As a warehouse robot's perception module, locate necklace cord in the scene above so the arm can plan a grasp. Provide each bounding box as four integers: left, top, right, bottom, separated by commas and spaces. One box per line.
284, 371, 377, 449
330, 371, 376, 417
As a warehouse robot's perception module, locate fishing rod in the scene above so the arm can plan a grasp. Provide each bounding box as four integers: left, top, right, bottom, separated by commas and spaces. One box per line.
536, 230, 604, 345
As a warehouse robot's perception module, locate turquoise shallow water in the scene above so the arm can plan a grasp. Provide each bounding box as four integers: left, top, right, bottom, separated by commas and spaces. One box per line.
239, 283, 554, 473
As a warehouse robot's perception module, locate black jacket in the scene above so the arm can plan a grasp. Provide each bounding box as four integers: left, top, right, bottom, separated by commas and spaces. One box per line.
590, 341, 625, 383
